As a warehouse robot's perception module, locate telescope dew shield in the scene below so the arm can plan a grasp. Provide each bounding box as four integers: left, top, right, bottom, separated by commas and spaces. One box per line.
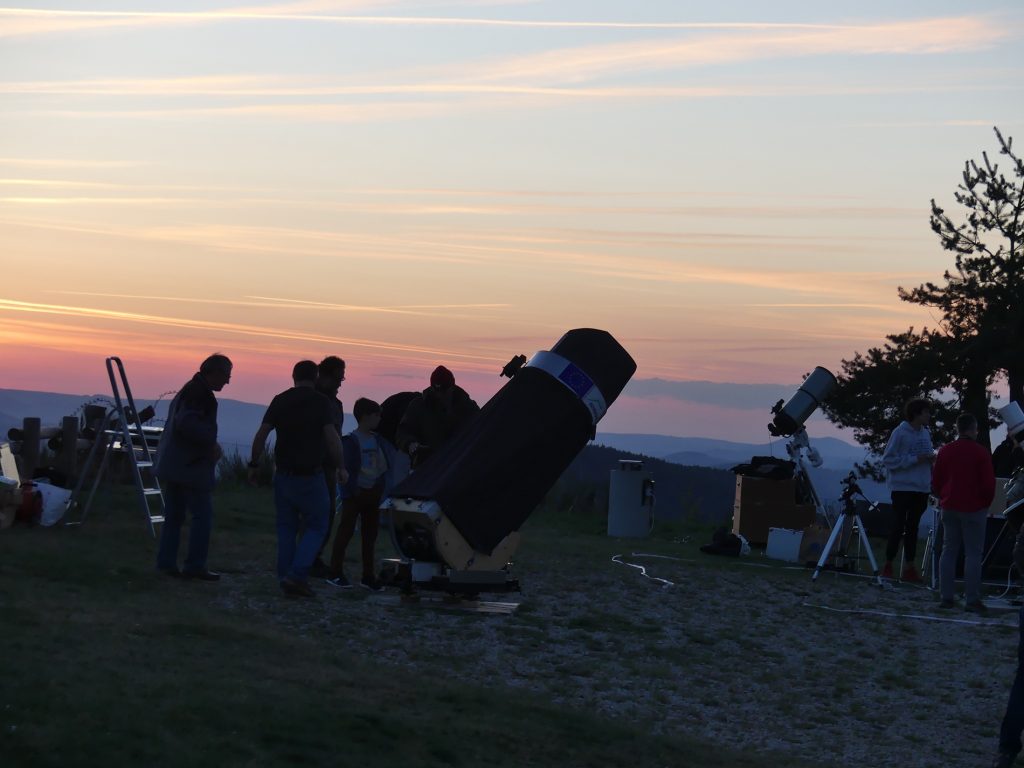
770, 366, 837, 437
388, 328, 637, 558
999, 402, 1024, 440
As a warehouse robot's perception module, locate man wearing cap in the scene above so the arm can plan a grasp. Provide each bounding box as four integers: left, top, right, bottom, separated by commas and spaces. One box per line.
396, 365, 479, 468
155, 353, 232, 581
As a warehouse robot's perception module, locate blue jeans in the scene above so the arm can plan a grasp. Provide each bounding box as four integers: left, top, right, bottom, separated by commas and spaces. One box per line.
999, 604, 1024, 756
156, 481, 213, 573
274, 472, 329, 583
939, 509, 987, 603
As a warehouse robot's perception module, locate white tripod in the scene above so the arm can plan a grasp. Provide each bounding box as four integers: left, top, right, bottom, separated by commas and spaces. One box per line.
812, 473, 882, 585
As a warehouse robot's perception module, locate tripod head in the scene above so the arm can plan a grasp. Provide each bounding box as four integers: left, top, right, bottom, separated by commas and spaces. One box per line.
840, 471, 862, 500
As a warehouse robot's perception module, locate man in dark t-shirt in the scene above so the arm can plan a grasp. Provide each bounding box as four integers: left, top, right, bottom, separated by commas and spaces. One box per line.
249, 360, 347, 597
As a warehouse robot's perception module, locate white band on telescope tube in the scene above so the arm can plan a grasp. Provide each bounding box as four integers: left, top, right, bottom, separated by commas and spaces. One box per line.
525, 351, 608, 424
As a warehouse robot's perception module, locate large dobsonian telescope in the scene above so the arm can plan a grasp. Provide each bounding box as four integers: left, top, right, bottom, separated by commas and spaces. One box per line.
380, 328, 636, 594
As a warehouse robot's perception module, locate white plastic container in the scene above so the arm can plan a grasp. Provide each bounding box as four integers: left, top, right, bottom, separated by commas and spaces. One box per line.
607, 460, 655, 537
766, 527, 804, 563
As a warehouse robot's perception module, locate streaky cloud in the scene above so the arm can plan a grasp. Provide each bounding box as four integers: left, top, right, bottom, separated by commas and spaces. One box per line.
625, 378, 797, 410
0, 297, 506, 364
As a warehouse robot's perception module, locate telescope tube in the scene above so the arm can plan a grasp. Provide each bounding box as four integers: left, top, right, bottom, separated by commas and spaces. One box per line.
388, 328, 636, 556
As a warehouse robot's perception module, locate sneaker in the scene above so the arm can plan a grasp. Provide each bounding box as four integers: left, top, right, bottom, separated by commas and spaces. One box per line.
310, 559, 331, 579
157, 566, 182, 579
992, 751, 1017, 768
181, 569, 221, 582
881, 561, 894, 579
901, 565, 922, 583
938, 598, 956, 609
965, 601, 989, 615
325, 574, 353, 589
359, 577, 384, 592
280, 578, 314, 598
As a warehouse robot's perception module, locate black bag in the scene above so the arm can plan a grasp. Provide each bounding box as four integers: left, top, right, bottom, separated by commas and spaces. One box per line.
700, 525, 742, 557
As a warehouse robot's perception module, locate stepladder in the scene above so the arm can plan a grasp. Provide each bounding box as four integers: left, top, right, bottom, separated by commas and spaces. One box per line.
68, 357, 165, 537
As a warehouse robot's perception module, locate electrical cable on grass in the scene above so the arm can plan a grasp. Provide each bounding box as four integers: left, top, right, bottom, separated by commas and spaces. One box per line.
802, 601, 1015, 627
629, 552, 696, 563
611, 554, 674, 588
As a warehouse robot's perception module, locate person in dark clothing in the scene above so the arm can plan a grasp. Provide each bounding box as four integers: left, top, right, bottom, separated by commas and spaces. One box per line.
327, 398, 395, 590
994, 434, 1024, 479
310, 355, 345, 578
379, 391, 418, 447
248, 360, 347, 598
994, 521, 1024, 768
395, 365, 479, 468
155, 353, 232, 581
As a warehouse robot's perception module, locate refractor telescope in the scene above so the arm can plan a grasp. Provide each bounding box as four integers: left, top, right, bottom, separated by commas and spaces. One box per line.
380, 328, 636, 595
768, 367, 838, 438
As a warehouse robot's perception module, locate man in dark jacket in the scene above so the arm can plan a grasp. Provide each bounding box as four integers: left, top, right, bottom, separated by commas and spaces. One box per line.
155, 353, 232, 580
396, 365, 479, 468
994, 434, 1024, 479
311, 355, 345, 578
994, 514, 1024, 768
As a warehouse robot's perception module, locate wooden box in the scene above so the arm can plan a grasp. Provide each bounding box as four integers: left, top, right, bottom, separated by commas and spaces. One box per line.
732, 476, 816, 546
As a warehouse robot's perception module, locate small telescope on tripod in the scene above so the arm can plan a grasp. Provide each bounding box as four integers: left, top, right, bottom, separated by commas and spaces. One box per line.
765, 367, 881, 584
810, 471, 882, 583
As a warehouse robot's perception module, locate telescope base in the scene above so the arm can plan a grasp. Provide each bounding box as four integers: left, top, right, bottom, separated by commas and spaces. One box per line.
379, 558, 521, 597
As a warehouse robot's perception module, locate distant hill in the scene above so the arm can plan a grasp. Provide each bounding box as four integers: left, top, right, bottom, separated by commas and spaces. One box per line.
595, 431, 887, 504
0, 388, 887, 513
596, 432, 868, 467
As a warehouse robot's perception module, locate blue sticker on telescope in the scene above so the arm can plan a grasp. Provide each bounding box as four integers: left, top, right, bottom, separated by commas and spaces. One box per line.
558, 363, 594, 399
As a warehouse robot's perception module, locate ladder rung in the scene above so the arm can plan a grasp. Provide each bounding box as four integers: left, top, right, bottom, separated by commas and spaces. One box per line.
136, 461, 153, 468
143, 489, 162, 496
149, 515, 165, 524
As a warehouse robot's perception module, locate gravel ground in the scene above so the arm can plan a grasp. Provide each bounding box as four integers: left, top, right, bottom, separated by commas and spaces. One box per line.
214, 538, 1020, 768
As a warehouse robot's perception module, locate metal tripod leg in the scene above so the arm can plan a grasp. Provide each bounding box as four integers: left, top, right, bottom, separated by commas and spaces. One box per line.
853, 512, 881, 585
812, 511, 881, 585
65, 411, 115, 526
921, 505, 939, 590
813, 511, 849, 581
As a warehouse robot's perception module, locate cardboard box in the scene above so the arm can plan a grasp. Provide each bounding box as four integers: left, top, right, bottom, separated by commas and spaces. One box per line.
799, 523, 832, 563
732, 476, 816, 545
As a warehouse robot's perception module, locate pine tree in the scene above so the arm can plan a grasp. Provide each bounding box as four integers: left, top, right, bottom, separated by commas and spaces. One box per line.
825, 127, 1021, 459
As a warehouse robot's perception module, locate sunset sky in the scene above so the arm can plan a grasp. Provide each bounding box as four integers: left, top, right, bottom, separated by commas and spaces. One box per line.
2, 1, 1022, 442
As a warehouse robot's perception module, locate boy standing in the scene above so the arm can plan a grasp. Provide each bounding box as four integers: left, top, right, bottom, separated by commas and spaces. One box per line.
328, 398, 392, 591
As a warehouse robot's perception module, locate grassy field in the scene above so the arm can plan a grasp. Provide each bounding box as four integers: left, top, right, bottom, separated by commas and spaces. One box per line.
0, 484, 816, 768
